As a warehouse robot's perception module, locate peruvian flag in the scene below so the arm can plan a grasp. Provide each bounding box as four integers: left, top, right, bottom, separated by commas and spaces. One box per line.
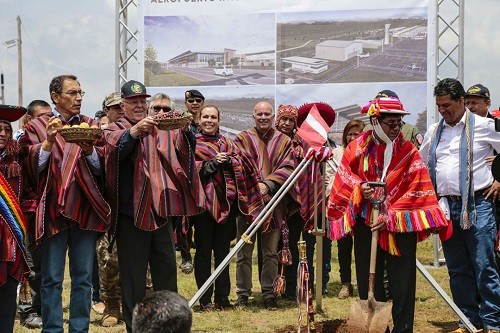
297, 104, 330, 151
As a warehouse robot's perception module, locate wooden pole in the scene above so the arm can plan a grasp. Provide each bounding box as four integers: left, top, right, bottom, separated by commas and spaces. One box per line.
17, 16, 22, 106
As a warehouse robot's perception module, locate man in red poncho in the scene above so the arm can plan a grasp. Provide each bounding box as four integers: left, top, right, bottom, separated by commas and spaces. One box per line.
103, 80, 205, 332
19, 75, 111, 332
327, 96, 447, 332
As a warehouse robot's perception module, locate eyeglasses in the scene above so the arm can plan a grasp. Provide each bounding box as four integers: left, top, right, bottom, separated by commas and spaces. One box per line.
61, 90, 85, 97
380, 120, 403, 129
123, 99, 147, 106
186, 98, 203, 104
152, 106, 172, 112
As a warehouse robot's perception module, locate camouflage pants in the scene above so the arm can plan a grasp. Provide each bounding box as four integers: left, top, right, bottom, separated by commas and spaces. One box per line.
96, 235, 121, 303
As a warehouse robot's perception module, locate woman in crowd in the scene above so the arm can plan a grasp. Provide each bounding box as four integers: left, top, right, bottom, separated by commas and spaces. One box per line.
0, 105, 33, 332
192, 105, 262, 310
325, 119, 364, 299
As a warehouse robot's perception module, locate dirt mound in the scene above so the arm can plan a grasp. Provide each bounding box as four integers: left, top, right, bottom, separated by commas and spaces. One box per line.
275, 319, 354, 333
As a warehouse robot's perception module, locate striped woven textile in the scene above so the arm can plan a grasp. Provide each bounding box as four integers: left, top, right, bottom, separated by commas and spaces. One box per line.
291, 135, 324, 229
19, 114, 111, 245
104, 120, 205, 234
234, 128, 299, 233
0, 171, 29, 285
327, 131, 448, 255
195, 133, 264, 224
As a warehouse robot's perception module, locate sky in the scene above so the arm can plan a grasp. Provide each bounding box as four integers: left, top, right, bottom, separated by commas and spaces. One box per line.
0, 0, 499, 128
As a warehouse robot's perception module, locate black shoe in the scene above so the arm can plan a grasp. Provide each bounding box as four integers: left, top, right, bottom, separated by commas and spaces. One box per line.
200, 302, 215, 311
234, 295, 248, 307
214, 298, 234, 310
21, 313, 43, 329
264, 297, 278, 310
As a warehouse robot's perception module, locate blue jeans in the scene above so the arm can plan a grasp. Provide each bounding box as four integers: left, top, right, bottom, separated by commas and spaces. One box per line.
40, 226, 98, 333
444, 196, 500, 330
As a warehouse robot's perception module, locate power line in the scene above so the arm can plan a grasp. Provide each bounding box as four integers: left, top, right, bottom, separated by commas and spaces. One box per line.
20, 19, 49, 78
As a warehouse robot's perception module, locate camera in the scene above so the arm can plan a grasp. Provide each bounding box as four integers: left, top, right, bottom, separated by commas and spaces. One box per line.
492, 108, 500, 132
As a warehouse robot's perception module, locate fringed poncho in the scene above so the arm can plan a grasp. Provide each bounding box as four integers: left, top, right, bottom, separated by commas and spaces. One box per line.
327, 131, 448, 255
234, 128, 299, 233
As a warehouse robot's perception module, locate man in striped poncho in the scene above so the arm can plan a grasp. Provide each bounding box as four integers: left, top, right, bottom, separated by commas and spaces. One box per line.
19, 75, 111, 333
103, 80, 205, 333
233, 101, 299, 310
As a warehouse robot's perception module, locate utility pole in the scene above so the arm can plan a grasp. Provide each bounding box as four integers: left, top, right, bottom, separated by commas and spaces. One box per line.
17, 16, 22, 106
0, 72, 4, 104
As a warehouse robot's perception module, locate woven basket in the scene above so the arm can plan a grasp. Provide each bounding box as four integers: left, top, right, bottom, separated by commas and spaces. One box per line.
58, 127, 102, 143
156, 116, 191, 131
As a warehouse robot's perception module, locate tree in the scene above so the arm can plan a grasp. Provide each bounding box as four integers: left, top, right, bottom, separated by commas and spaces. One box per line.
145, 42, 158, 62
208, 59, 216, 68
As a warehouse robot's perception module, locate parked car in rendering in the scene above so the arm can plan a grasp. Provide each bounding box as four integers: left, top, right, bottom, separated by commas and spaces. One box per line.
213, 66, 234, 76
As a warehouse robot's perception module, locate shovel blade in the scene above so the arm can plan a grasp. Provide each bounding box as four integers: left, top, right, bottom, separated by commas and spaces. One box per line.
368, 301, 392, 333
346, 299, 392, 333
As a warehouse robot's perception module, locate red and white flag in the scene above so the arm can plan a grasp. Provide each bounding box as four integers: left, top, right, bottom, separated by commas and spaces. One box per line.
296, 103, 330, 151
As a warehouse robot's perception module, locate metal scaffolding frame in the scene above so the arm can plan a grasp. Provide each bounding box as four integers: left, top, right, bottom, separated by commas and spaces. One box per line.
115, 0, 139, 91
431, 0, 464, 267
115, 0, 465, 268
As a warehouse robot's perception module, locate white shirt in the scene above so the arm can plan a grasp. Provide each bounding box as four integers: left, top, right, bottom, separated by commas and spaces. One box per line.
420, 112, 500, 196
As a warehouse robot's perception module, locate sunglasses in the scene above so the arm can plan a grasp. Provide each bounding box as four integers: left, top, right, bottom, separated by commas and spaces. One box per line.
152, 106, 172, 112
186, 98, 203, 104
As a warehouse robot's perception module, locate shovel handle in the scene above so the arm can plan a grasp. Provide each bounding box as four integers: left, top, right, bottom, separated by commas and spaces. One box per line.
368, 208, 380, 299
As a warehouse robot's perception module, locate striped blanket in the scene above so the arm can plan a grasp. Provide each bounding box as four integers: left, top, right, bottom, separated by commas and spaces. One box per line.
19, 114, 111, 245
104, 119, 205, 234
234, 128, 298, 233
195, 133, 264, 224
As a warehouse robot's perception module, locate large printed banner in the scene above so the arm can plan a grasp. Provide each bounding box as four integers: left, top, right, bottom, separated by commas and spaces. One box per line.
139, 0, 433, 134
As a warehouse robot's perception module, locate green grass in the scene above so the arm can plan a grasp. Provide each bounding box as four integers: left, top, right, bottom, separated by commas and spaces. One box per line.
144, 69, 202, 87
13, 237, 460, 333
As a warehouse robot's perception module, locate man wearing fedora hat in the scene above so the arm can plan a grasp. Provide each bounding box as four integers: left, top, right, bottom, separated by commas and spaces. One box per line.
0, 104, 32, 333
18, 74, 111, 333
328, 95, 448, 332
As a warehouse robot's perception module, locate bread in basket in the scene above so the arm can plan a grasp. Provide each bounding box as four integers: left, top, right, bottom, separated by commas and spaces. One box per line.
58, 123, 102, 143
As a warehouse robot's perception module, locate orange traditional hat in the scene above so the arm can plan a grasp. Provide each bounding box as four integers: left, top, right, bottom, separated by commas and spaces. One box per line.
297, 102, 336, 127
